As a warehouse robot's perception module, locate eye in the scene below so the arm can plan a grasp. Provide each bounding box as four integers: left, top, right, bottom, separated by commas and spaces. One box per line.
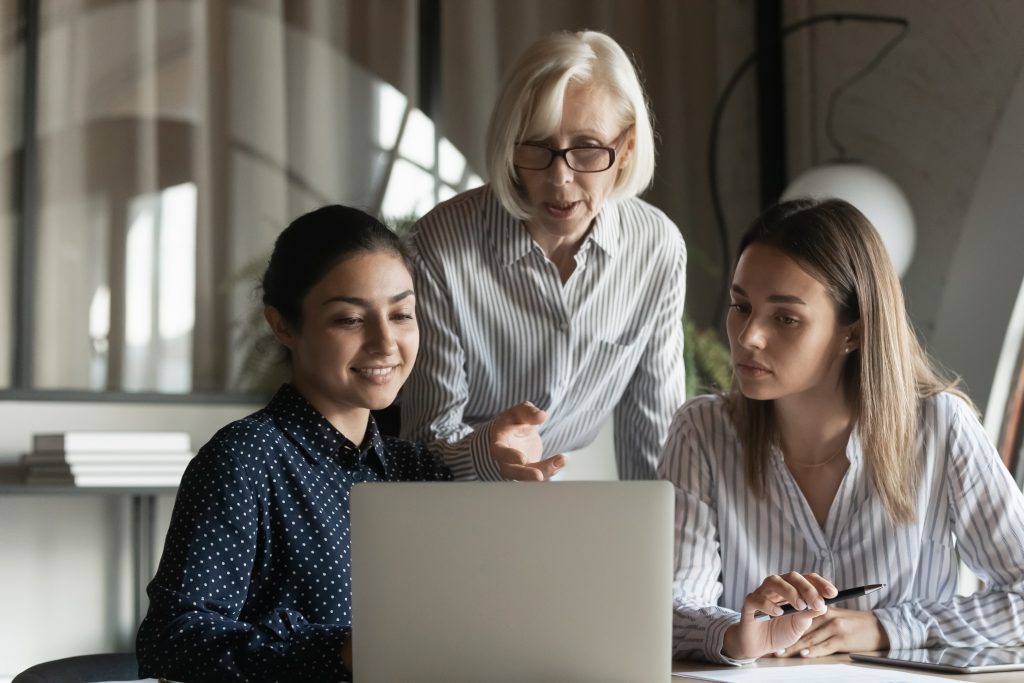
334, 317, 362, 327
776, 315, 799, 326
390, 313, 415, 322
727, 302, 750, 314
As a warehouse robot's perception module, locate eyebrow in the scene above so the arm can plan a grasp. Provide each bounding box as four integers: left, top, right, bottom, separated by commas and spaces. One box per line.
731, 284, 806, 305
323, 290, 415, 307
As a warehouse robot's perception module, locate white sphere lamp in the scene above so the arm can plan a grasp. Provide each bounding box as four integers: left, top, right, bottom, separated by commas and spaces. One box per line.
781, 162, 916, 277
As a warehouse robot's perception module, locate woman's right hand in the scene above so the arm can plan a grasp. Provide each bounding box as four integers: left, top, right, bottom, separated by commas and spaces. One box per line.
489, 402, 565, 481
722, 572, 837, 661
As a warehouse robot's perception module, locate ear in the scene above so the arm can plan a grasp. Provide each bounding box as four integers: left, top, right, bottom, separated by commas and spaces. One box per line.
264, 306, 297, 350
842, 321, 862, 354
618, 127, 636, 168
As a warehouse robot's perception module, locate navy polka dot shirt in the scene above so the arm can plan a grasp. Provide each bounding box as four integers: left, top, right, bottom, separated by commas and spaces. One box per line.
136, 383, 452, 682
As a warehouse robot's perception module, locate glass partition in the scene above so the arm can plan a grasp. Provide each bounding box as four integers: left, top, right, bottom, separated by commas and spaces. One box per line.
7, 0, 480, 396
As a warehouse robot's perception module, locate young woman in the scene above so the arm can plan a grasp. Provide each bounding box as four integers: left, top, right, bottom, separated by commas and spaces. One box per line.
135, 205, 454, 682
660, 198, 1024, 664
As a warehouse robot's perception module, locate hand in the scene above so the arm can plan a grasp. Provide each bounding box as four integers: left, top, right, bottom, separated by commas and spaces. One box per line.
722, 572, 837, 661
775, 606, 889, 658
489, 401, 565, 481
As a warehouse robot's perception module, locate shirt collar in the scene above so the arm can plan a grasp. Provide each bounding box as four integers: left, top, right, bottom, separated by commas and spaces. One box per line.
588, 198, 621, 258
266, 383, 390, 473
488, 186, 623, 266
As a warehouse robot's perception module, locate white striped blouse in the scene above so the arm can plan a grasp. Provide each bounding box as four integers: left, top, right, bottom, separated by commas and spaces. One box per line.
399, 185, 687, 480
658, 392, 1024, 664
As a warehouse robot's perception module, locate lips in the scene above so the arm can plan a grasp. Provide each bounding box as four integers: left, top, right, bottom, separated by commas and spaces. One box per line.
352, 365, 398, 384
735, 360, 772, 378
544, 200, 581, 219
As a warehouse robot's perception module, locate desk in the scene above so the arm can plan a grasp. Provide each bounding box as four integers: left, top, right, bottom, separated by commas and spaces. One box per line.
0, 478, 176, 627
672, 653, 1023, 681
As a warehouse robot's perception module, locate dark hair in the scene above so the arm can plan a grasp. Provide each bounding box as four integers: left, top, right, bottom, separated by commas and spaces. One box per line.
260, 204, 408, 330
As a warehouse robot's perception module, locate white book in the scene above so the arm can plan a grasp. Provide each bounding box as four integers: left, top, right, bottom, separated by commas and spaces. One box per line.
22, 452, 193, 467
25, 464, 188, 477
32, 431, 191, 453
25, 473, 185, 487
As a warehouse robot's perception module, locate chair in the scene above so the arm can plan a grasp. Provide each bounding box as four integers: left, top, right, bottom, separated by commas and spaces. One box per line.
12, 653, 140, 683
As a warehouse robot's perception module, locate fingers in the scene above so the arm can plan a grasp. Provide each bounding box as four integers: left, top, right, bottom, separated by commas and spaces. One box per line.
777, 616, 837, 658
493, 401, 547, 430
498, 462, 544, 481
804, 572, 838, 599
743, 572, 826, 620
499, 454, 565, 481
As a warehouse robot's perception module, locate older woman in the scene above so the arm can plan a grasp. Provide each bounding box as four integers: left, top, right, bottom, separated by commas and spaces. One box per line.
401, 30, 686, 481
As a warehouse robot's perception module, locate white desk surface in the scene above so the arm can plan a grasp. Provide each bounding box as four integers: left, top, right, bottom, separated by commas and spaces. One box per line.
672, 653, 1024, 682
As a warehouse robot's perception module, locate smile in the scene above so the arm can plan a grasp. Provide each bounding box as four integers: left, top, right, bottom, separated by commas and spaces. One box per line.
353, 366, 397, 381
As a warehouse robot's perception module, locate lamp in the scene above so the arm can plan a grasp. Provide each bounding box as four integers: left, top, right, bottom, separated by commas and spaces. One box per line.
708, 13, 911, 321
782, 161, 915, 277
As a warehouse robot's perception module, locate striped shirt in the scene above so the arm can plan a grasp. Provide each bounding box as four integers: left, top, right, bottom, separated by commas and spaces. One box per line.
659, 392, 1024, 664
400, 185, 686, 480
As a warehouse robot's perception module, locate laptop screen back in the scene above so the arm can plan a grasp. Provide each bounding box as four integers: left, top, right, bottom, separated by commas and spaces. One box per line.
351, 481, 674, 683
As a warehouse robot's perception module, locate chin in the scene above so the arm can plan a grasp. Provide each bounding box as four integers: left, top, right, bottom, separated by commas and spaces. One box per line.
735, 382, 778, 402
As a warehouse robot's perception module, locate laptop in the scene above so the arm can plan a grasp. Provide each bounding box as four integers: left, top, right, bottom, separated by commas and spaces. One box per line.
350, 481, 674, 683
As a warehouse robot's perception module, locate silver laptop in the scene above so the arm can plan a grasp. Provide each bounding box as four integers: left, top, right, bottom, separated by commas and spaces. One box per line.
350, 481, 674, 683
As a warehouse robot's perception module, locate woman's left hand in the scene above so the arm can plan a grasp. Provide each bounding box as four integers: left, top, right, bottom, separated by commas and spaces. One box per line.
775, 607, 889, 658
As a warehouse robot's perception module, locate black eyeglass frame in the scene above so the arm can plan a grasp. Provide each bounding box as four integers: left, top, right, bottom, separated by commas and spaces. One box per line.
512, 127, 632, 173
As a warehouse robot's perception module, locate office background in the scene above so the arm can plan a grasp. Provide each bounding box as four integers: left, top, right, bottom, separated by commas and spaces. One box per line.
2, 0, 1023, 677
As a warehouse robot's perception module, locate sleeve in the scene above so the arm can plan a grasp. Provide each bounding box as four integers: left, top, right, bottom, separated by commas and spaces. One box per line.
614, 223, 687, 480
136, 439, 351, 682
873, 395, 1024, 649
399, 230, 502, 481
657, 404, 753, 665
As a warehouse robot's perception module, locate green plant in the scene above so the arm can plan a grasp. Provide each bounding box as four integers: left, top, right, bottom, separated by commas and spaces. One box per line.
683, 316, 732, 398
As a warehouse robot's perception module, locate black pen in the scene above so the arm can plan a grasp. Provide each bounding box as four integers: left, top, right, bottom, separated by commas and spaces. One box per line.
754, 583, 885, 621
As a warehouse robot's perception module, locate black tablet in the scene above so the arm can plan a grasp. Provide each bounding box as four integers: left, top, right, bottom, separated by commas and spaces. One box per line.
851, 646, 1024, 674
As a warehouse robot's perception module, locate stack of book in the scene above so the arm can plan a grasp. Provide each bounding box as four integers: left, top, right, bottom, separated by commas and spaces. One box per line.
22, 431, 193, 488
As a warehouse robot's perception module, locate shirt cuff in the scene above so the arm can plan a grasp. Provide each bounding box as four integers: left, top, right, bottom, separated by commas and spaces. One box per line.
873, 605, 928, 650
705, 613, 757, 666
470, 422, 503, 481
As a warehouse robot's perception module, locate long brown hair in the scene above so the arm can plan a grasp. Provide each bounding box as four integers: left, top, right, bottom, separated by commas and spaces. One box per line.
729, 199, 968, 525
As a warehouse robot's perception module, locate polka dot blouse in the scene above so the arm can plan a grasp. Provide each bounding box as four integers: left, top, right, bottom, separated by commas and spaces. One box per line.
136, 383, 452, 682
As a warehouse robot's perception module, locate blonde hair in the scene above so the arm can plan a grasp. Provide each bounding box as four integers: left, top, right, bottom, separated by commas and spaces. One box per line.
729, 199, 970, 526
485, 30, 656, 220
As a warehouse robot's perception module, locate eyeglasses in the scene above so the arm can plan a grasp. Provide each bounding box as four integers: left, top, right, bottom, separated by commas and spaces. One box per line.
512, 128, 631, 173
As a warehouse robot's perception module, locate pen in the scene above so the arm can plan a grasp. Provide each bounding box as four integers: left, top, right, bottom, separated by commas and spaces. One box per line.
754, 583, 885, 621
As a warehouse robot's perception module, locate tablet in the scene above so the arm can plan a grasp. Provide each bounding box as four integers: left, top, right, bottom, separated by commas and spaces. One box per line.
851, 647, 1024, 673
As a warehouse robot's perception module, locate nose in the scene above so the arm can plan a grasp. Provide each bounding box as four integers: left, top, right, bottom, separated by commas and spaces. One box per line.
366, 317, 398, 355
736, 316, 766, 350
546, 154, 574, 185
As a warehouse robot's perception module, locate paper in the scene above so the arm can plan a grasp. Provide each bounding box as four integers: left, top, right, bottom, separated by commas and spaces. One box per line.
674, 663, 957, 682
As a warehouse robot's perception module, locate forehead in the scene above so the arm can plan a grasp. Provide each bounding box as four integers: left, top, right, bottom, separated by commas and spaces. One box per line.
526, 82, 626, 140
733, 244, 831, 302
308, 251, 412, 303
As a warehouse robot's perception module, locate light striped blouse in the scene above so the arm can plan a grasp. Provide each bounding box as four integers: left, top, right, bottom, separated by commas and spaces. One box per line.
400, 185, 686, 480
659, 392, 1024, 664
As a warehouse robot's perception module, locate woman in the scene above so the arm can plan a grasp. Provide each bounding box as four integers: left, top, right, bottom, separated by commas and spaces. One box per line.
401, 30, 687, 481
136, 206, 454, 682
660, 199, 1024, 664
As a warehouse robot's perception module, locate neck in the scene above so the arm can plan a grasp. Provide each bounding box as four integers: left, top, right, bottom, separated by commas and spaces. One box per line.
291, 381, 370, 446
774, 386, 855, 465
524, 220, 591, 282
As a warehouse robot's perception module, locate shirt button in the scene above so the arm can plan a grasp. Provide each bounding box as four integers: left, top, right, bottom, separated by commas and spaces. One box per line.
559, 322, 569, 332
